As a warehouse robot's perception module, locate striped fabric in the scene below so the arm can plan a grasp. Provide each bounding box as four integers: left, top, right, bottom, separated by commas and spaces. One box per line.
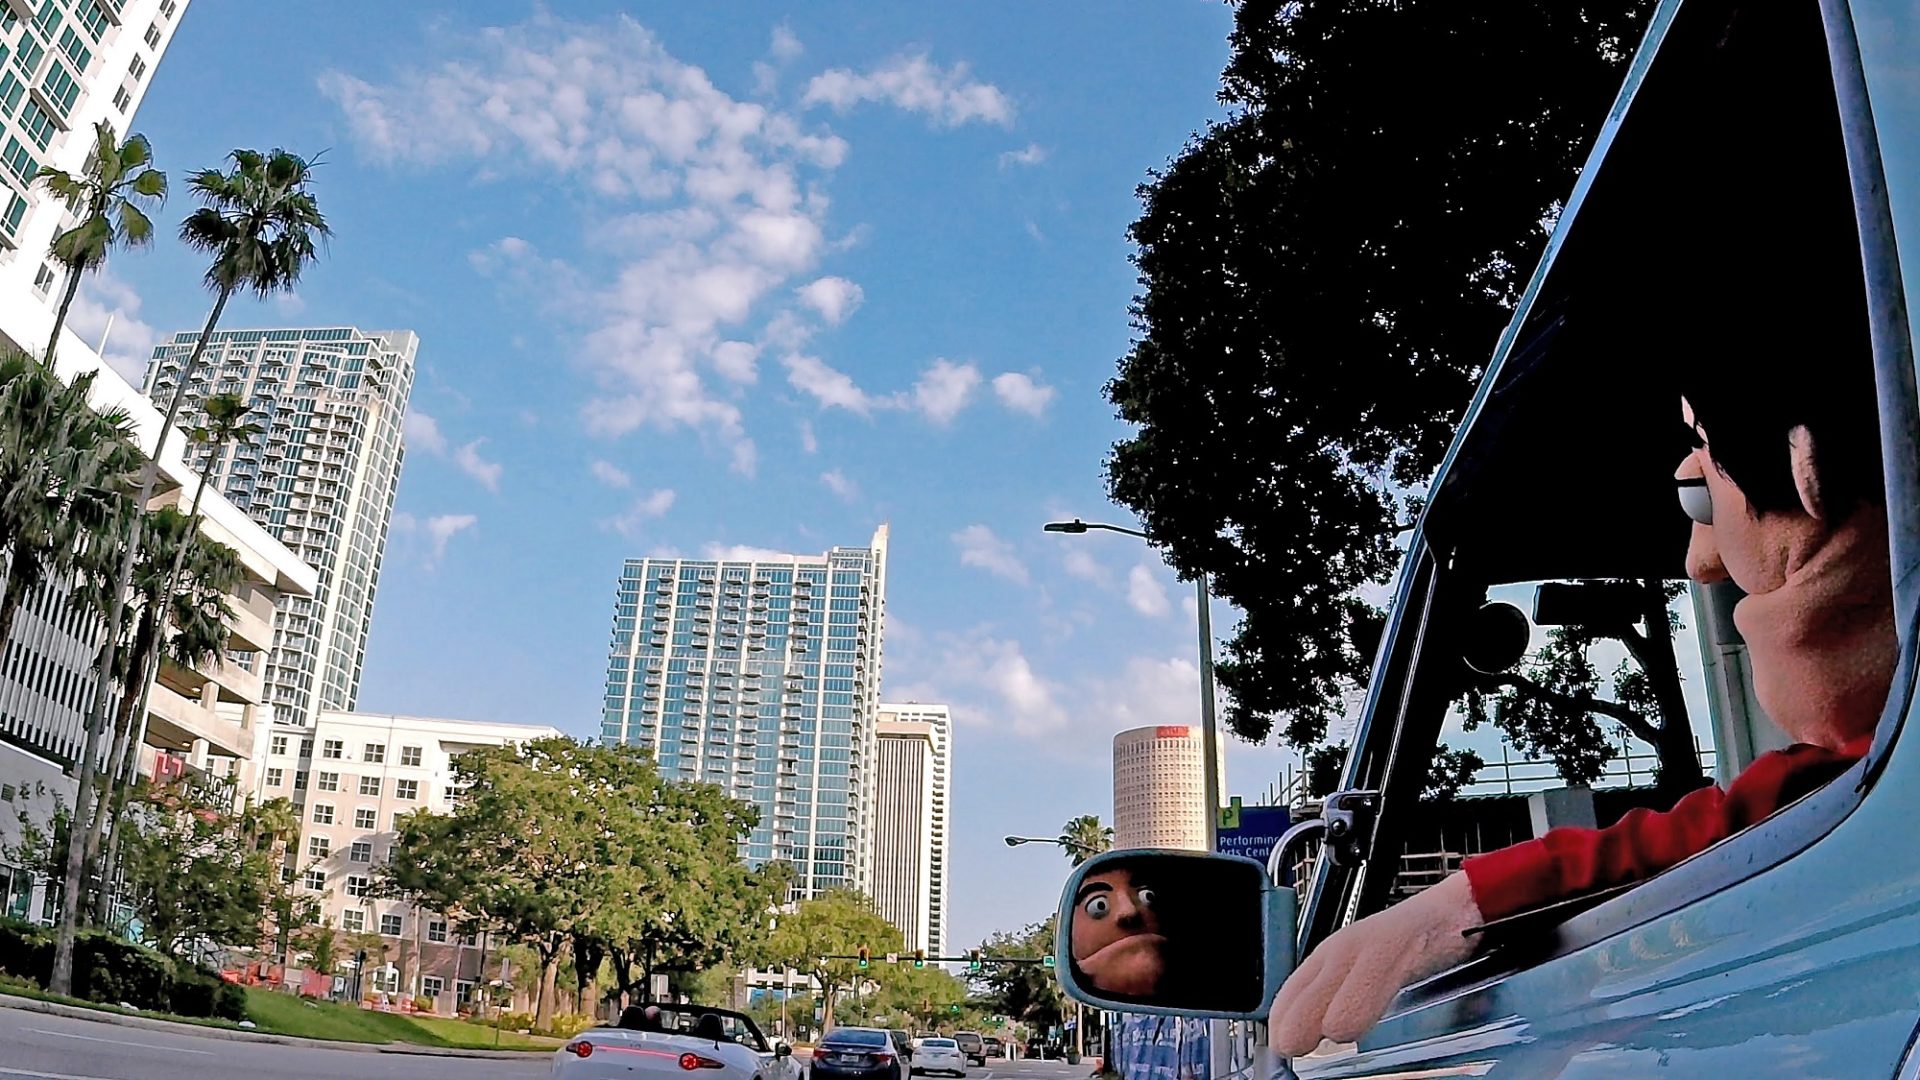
1112, 1014, 1211, 1080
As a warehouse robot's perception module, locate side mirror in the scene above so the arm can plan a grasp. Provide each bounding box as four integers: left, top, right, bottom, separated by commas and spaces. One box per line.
775, 1043, 793, 1058
1053, 849, 1294, 1019
1461, 601, 1530, 675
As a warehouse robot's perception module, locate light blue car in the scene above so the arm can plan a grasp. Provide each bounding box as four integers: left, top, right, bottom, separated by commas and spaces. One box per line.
1055, 0, 1920, 1073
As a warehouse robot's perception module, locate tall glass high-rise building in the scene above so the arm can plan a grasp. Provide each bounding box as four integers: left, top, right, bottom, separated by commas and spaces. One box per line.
602, 527, 889, 899
144, 327, 418, 729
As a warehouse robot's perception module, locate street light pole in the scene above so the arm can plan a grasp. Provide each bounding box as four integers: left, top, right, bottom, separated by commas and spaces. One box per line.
1003, 835, 1097, 855
1045, 519, 1221, 851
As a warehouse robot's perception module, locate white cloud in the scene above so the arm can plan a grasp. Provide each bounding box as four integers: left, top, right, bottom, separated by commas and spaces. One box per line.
783, 353, 888, 415
1127, 563, 1172, 618
796, 276, 864, 325
820, 468, 857, 501
992, 371, 1055, 417
998, 143, 1047, 168
912, 359, 981, 425
453, 439, 503, 491
589, 459, 632, 488
1062, 548, 1110, 586
711, 340, 759, 384
606, 488, 677, 537
701, 542, 806, 562
63, 268, 159, 384
801, 53, 1014, 127
953, 524, 1028, 584
404, 410, 449, 454
769, 25, 804, 62
321, 13, 855, 476
916, 635, 1068, 738
425, 513, 478, 562
798, 419, 818, 454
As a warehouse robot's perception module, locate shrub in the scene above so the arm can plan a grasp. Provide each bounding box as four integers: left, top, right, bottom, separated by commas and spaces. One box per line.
537, 1013, 596, 1038
73, 933, 171, 1009
411, 995, 435, 1014
0, 919, 51, 984
496, 1010, 535, 1032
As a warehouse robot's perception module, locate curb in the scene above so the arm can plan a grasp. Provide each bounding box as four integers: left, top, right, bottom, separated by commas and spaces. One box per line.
0, 992, 549, 1057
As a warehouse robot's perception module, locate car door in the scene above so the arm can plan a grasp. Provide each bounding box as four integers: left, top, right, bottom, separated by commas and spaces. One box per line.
1289, 0, 1920, 1074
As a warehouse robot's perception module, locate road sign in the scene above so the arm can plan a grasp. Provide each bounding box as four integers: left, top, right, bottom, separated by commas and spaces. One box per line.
1215, 799, 1291, 868
886, 953, 899, 964
1041, 955, 1055, 968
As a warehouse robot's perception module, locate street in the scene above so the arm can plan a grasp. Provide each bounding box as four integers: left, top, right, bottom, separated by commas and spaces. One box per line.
0, 1007, 1103, 1080
0, 1006, 548, 1080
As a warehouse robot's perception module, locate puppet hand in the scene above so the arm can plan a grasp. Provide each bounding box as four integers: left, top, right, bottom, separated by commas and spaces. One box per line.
1268, 871, 1482, 1057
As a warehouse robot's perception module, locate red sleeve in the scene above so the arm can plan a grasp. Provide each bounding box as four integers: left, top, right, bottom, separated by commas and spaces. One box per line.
1462, 741, 1864, 921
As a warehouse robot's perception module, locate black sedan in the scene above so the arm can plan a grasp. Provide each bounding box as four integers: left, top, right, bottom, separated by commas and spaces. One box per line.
809, 1027, 904, 1080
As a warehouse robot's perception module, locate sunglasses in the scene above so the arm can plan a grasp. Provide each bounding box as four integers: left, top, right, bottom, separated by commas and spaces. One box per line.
1678, 476, 1713, 525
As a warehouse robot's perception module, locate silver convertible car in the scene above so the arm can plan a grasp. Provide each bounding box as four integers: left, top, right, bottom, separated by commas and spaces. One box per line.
552, 1004, 798, 1080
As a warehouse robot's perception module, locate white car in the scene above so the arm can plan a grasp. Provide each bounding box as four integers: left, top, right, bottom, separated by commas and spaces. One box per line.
910, 1038, 966, 1078
552, 1004, 798, 1080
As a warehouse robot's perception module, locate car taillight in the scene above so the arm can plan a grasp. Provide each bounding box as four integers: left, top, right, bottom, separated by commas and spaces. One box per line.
567, 1041, 594, 1058
680, 1053, 726, 1070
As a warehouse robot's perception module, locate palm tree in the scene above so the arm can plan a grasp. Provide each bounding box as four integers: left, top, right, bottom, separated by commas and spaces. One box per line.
54, 147, 328, 995
77, 508, 243, 921
35, 122, 167, 364
0, 350, 140, 656
1058, 815, 1113, 866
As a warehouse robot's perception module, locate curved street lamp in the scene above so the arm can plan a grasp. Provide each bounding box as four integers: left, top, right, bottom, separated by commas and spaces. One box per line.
1002, 834, 1099, 854
1043, 518, 1222, 851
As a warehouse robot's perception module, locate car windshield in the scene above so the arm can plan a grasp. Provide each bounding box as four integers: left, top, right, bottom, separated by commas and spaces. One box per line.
617, 1005, 769, 1052
825, 1029, 890, 1047
926, 1040, 957, 1048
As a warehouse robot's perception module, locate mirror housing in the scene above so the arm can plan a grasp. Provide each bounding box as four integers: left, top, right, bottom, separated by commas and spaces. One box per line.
1053, 849, 1295, 1019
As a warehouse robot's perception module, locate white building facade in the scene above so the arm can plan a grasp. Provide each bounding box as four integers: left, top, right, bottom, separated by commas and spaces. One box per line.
260, 710, 560, 1013
871, 702, 949, 958
600, 527, 889, 900
143, 327, 418, 730
1112, 725, 1223, 852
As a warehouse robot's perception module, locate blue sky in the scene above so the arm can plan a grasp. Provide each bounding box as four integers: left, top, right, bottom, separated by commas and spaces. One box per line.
74, 0, 1308, 950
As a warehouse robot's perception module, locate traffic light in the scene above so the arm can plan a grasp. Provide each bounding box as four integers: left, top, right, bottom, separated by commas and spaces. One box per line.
967, 949, 982, 973
858, 946, 870, 969
913, 949, 926, 969
950, 1004, 961, 1015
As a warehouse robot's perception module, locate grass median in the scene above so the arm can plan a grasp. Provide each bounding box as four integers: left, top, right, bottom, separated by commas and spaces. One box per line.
0, 980, 558, 1051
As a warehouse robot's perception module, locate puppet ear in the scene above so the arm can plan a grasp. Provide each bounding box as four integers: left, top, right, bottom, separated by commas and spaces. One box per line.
1789, 424, 1827, 520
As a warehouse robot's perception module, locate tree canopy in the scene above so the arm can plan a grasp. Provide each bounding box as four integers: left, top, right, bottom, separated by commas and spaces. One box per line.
1106, 0, 1657, 749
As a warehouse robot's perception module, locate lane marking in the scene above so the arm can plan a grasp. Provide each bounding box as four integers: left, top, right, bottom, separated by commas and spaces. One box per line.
27, 1028, 215, 1055
0, 1070, 122, 1080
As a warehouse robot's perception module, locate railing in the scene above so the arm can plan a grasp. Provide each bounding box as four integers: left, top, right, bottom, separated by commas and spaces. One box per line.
1264, 733, 1720, 807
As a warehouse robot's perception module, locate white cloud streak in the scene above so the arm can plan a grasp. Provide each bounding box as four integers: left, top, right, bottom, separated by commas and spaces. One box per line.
998, 143, 1047, 168
953, 524, 1029, 584
589, 459, 633, 488
453, 439, 503, 491
992, 371, 1055, 417
820, 469, 857, 501
801, 53, 1014, 127
1127, 564, 1172, 618
606, 488, 677, 537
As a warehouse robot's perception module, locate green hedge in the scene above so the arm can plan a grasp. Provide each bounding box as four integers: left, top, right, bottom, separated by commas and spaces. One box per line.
0, 918, 245, 1020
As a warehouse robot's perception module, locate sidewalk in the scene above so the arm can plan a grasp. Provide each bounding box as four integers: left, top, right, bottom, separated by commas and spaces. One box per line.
0, 991, 547, 1057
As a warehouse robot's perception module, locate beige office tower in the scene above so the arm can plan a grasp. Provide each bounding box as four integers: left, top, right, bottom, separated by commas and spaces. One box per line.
1112, 724, 1224, 851
871, 703, 950, 956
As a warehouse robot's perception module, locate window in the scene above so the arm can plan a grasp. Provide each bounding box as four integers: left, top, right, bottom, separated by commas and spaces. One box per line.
110, 84, 127, 112
30, 262, 53, 294
142, 23, 160, 49
427, 919, 447, 944
159, 0, 176, 18
31, 2, 59, 38
0, 73, 23, 118
271, 735, 288, 756
400, 746, 422, 767
395, 780, 419, 801
75, 0, 108, 40
299, 737, 313, 756
359, 776, 380, 797
380, 913, 402, 937
294, 770, 309, 790
127, 53, 145, 81
311, 803, 334, 825
421, 976, 443, 999
345, 875, 369, 898
354, 807, 377, 830
349, 841, 372, 863
303, 869, 325, 891
364, 743, 386, 763
322, 739, 344, 759
307, 836, 329, 859
316, 772, 339, 792
14, 35, 45, 79
56, 27, 88, 70
40, 60, 78, 114
341, 909, 364, 933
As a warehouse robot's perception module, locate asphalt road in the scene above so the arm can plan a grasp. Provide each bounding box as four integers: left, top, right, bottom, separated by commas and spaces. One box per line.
0, 1008, 1102, 1080
0, 1006, 550, 1080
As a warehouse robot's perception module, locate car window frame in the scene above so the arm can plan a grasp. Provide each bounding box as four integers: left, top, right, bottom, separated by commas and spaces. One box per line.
1299, 0, 1920, 1014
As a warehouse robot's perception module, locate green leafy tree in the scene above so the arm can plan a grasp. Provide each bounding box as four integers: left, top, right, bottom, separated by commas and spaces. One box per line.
35, 121, 166, 362
766, 891, 903, 1032
289, 915, 344, 975
1057, 815, 1112, 865
875, 964, 970, 1032
0, 352, 139, 663
973, 918, 1064, 1034
115, 772, 280, 956
56, 146, 329, 995
1103, 0, 1656, 754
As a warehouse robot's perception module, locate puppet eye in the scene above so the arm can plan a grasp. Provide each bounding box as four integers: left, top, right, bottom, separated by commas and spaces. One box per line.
1136, 887, 1157, 908
1678, 477, 1714, 525
1083, 895, 1110, 919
